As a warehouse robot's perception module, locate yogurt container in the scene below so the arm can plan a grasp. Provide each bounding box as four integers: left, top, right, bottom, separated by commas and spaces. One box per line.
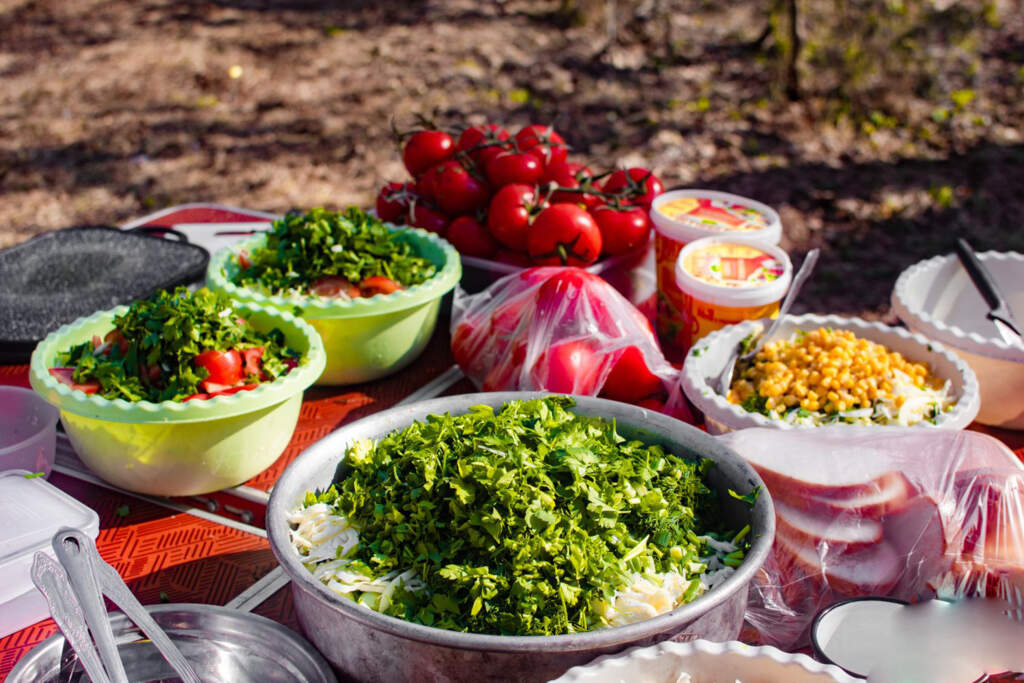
672, 236, 792, 352
651, 190, 782, 350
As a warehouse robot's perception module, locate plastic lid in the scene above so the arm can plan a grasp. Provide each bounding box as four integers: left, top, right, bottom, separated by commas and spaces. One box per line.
674, 236, 792, 308
0, 470, 100, 603
651, 190, 782, 245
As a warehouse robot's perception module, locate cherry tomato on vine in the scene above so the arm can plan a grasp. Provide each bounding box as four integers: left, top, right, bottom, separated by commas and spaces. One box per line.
375, 182, 416, 223
515, 124, 568, 168
447, 216, 499, 258
541, 161, 602, 209
484, 150, 544, 188
402, 130, 455, 178
526, 203, 602, 267
493, 248, 533, 267
409, 203, 451, 236
487, 184, 547, 252
455, 123, 510, 167
592, 204, 652, 255
602, 167, 665, 209
416, 160, 459, 200
433, 164, 491, 215
600, 346, 663, 403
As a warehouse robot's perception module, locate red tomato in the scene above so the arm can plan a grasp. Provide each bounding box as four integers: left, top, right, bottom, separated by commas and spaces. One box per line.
447, 216, 498, 258
514, 124, 569, 168
194, 349, 243, 387
526, 204, 603, 267
415, 160, 458, 200
103, 329, 129, 355
238, 250, 252, 270
487, 184, 546, 252
541, 161, 602, 209
243, 347, 264, 379
48, 367, 100, 394
482, 342, 527, 391
600, 346, 663, 402
634, 396, 667, 413
493, 248, 533, 267
310, 276, 360, 298
602, 168, 665, 209
592, 205, 652, 255
534, 268, 616, 334
409, 203, 451, 236
433, 164, 491, 215
484, 150, 544, 188
375, 182, 416, 222
455, 123, 510, 167
532, 339, 602, 395
359, 275, 403, 297
402, 130, 455, 177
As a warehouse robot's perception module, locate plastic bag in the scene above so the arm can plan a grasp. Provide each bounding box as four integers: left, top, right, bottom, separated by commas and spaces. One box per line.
718, 426, 1024, 650
451, 267, 692, 419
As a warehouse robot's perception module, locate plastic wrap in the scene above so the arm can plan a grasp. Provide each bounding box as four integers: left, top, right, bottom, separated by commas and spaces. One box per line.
451, 267, 691, 420
718, 427, 1024, 650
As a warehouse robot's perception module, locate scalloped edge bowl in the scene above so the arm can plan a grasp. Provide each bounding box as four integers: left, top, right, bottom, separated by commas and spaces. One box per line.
549, 639, 858, 682
891, 251, 1024, 429
680, 314, 980, 435
206, 226, 461, 385
29, 301, 326, 496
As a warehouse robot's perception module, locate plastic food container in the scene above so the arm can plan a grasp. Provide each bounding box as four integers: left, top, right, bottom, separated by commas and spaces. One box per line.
670, 236, 792, 353
207, 228, 461, 385
0, 469, 100, 638
651, 190, 781, 348
550, 639, 857, 683
0, 386, 59, 476
892, 251, 1024, 429
29, 302, 326, 497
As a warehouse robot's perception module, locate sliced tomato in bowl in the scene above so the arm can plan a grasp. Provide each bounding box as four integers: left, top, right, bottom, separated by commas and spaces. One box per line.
194, 349, 243, 387
48, 367, 101, 395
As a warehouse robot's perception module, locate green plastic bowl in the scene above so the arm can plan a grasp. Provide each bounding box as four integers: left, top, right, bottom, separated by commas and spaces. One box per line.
206, 227, 461, 385
29, 302, 326, 497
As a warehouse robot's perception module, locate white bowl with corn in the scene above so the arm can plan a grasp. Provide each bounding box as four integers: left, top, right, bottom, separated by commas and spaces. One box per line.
681, 314, 980, 434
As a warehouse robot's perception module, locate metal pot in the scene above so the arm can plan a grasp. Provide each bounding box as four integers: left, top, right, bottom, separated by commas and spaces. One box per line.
267, 393, 775, 683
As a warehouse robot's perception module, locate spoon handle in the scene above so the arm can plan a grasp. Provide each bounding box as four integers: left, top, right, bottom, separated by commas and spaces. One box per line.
741, 248, 820, 362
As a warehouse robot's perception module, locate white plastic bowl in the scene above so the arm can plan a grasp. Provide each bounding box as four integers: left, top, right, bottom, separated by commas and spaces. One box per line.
549, 639, 857, 682
680, 314, 980, 434
891, 251, 1024, 429
0, 386, 59, 476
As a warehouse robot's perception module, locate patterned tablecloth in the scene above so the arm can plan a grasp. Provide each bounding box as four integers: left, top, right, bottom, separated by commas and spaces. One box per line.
0, 204, 1020, 678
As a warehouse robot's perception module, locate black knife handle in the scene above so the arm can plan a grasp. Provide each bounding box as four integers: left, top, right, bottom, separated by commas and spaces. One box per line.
955, 238, 1005, 312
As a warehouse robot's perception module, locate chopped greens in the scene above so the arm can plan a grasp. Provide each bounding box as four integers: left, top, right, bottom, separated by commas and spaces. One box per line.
54, 287, 300, 402
294, 396, 744, 636
232, 207, 436, 295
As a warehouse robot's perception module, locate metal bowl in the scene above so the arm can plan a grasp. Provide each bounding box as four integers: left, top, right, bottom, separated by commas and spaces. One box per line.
267, 392, 775, 683
7, 603, 336, 682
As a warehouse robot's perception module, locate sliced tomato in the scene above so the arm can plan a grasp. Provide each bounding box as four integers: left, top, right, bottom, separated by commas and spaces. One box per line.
194, 349, 243, 386
48, 367, 100, 395
359, 275, 403, 297
185, 384, 258, 401
310, 276, 360, 299
242, 347, 264, 379
183, 392, 210, 402
600, 346, 663, 403
104, 329, 129, 355
239, 250, 252, 270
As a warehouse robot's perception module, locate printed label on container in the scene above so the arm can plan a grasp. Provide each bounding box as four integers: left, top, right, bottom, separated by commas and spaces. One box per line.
679, 295, 780, 353
657, 197, 770, 233
682, 243, 783, 288
655, 233, 688, 354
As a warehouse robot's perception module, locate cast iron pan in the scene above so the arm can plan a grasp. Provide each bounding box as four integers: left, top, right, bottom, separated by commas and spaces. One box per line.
0, 226, 210, 363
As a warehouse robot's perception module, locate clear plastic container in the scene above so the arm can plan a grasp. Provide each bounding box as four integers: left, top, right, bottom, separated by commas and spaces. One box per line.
0, 386, 59, 476
0, 469, 100, 638
651, 190, 782, 351
671, 236, 792, 353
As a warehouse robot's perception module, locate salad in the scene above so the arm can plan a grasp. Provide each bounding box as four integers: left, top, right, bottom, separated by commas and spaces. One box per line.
50, 287, 301, 402
289, 396, 750, 636
727, 327, 955, 426
232, 207, 437, 299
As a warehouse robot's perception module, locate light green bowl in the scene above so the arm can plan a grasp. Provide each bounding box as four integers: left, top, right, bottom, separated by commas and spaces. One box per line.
206, 227, 461, 386
29, 302, 326, 497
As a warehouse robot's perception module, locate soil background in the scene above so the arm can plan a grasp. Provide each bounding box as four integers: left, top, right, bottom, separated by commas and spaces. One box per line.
2, 0, 1023, 317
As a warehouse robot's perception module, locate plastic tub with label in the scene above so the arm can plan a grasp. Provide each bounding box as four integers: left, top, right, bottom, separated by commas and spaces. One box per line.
672, 236, 792, 354
0, 469, 100, 638
651, 190, 782, 351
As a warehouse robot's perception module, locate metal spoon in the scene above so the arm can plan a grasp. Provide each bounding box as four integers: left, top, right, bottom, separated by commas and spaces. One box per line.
715, 248, 820, 396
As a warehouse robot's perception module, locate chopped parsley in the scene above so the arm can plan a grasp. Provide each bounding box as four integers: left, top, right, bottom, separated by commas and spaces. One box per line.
54, 287, 300, 402
233, 207, 436, 295
300, 396, 740, 636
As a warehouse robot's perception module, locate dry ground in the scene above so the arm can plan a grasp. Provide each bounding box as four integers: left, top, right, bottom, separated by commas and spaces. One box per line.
2, 0, 1022, 316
